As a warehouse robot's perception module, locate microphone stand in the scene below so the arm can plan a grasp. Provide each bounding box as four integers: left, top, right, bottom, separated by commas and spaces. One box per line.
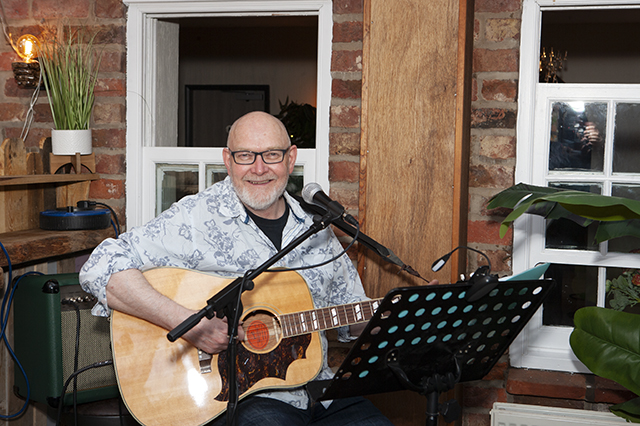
167, 211, 337, 426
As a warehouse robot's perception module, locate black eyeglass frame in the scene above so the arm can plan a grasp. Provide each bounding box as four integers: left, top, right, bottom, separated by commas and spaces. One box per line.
228, 147, 291, 165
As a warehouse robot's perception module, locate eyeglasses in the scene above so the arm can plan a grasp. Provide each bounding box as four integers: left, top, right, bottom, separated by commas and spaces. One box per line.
229, 148, 290, 165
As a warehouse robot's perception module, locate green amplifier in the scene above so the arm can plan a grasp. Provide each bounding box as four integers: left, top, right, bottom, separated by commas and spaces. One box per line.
13, 273, 119, 407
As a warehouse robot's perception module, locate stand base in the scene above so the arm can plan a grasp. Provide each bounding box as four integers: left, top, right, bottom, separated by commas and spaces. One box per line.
50, 152, 96, 174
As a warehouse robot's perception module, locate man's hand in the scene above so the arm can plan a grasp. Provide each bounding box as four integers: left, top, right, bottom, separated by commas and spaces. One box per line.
182, 315, 245, 355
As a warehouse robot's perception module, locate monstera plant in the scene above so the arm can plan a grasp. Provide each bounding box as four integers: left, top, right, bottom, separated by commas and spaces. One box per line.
488, 183, 640, 422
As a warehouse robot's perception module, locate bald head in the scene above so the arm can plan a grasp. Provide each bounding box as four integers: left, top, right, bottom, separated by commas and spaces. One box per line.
227, 111, 291, 150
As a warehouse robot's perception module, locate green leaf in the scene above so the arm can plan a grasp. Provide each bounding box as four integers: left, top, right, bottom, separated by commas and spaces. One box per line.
570, 307, 640, 396
610, 397, 640, 423
488, 183, 640, 243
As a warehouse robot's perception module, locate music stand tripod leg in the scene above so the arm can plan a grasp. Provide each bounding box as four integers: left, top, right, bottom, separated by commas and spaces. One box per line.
387, 353, 461, 426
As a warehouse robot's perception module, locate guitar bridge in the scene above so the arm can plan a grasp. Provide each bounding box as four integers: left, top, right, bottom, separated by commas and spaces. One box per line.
198, 349, 212, 374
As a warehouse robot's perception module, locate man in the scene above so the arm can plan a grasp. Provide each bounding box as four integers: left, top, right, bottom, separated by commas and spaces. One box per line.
80, 111, 393, 425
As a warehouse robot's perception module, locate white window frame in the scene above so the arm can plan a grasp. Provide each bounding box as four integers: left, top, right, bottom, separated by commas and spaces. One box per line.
124, 0, 333, 226
513, 0, 640, 373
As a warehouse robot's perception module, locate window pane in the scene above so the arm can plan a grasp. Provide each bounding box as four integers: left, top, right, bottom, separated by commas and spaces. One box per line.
549, 101, 606, 172
613, 103, 640, 173
156, 164, 199, 215
606, 267, 640, 314
545, 182, 601, 250
542, 263, 598, 327
206, 164, 228, 187
607, 184, 640, 254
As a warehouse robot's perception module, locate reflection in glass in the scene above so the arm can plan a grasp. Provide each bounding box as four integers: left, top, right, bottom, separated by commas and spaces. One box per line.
545, 183, 600, 250
613, 103, 640, 173
606, 267, 640, 315
543, 263, 598, 327
548, 101, 606, 172
156, 164, 199, 215
607, 185, 640, 254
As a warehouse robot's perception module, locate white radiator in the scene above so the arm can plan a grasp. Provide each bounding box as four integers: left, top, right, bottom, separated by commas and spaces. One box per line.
491, 403, 629, 426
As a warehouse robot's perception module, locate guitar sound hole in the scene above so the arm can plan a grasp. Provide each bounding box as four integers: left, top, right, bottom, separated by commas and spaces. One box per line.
243, 309, 281, 353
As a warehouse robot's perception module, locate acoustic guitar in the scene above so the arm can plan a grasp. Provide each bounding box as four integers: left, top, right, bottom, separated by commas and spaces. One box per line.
111, 267, 381, 426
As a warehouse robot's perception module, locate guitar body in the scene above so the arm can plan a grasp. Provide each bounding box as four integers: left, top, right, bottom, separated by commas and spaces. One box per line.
111, 267, 323, 426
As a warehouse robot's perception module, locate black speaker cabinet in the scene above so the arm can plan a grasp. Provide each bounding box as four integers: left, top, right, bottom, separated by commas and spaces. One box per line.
13, 273, 119, 407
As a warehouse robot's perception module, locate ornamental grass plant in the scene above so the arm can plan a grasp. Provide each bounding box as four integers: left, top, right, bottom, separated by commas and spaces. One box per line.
37, 28, 101, 130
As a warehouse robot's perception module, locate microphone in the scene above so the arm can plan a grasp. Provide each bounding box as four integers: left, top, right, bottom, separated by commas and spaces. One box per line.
431, 246, 498, 302
302, 183, 358, 225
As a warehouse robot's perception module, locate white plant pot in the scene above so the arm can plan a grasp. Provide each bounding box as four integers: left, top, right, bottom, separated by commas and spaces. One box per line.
51, 129, 92, 155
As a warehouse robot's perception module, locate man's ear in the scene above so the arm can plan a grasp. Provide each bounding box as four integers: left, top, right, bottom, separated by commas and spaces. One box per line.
287, 145, 298, 174
223, 148, 233, 173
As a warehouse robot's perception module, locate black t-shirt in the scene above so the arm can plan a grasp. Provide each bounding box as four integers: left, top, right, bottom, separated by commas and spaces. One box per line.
245, 202, 290, 250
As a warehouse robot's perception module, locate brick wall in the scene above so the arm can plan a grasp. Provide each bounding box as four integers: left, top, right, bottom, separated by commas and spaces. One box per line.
0, 0, 127, 220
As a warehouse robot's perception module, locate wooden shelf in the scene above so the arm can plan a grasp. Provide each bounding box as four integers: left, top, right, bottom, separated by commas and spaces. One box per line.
0, 228, 115, 268
0, 174, 100, 187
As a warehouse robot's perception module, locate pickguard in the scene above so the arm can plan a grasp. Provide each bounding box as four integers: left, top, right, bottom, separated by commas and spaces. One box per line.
215, 334, 312, 401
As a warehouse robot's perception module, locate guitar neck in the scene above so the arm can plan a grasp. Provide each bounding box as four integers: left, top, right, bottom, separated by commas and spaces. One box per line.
280, 298, 383, 338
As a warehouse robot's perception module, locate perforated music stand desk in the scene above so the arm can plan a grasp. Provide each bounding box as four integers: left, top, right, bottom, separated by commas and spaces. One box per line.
307, 278, 555, 425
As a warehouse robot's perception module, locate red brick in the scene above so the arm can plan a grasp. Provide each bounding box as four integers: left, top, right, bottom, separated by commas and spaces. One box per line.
330, 132, 360, 156
482, 361, 508, 382
1, 0, 28, 18
333, 21, 363, 43
333, 0, 363, 15
593, 376, 638, 404
481, 79, 517, 102
507, 368, 587, 400
34, 103, 54, 124
0, 52, 19, 71
90, 178, 125, 200
475, 0, 521, 13
33, 0, 90, 18
96, 153, 125, 174
100, 51, 126, 73
0, 103, 29, 121
470, 108, 517, 129
95, 78, 126, 97
96, 0, 127, 19
478, 135, 516, 160
485, 18, 521, 43
467, 220, 512, 245
330, 185, 358, 211
330, 105, 360, 128
92, 128, 126, 149
93, 103, 125, 125
93, 24, 126, 46
469, 164, 514, 189
473, 49, 519, 73
462, 384, 508, 409
329, 161, 359, 183
332, 79, 362, 99
474, 249, 511, 274
331, 50, 363, 73
463, 413, 491, 426
471, 78, 478, 102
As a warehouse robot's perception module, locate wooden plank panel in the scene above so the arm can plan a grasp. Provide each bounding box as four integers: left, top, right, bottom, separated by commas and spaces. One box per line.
361, 0, 461, 298
0, 228, 115, 267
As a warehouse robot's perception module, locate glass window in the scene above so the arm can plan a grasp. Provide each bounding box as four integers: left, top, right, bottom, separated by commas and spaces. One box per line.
613, 103, 640, 173
548, 102, 606, 172
156, 164, 199, 215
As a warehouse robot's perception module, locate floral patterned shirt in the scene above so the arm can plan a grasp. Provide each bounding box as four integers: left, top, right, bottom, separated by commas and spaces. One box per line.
79, 176, 366, 410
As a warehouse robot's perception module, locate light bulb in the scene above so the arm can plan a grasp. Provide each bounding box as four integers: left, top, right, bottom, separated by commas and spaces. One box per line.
16, 34, 40, 63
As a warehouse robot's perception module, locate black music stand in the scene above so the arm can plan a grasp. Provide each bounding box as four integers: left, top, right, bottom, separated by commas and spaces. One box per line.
307, 278, 556, 425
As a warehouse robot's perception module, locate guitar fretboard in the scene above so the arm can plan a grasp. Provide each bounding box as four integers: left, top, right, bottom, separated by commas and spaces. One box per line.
281, 298, 383, 337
